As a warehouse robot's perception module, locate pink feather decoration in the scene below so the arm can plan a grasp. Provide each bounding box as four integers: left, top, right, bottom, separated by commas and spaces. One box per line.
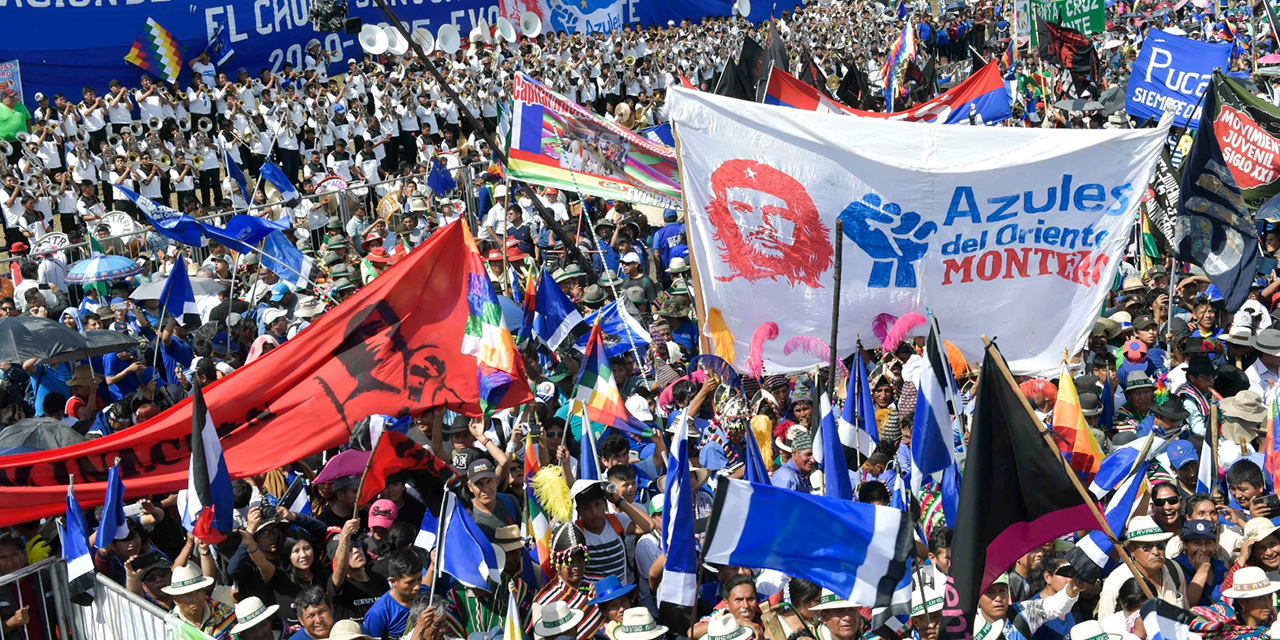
882, 312, 927, 352
871, 313, 898, 345
782, 336, 849, 378
746, 322, 779, 378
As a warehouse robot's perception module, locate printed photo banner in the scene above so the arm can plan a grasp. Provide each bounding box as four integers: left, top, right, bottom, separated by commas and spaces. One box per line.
505, 73, 682, 208
667, 88, 1169, 376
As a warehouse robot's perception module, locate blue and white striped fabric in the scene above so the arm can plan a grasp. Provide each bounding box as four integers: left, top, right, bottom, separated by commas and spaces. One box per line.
575, 300, 652, 358
95, 462, 129, 548
658, 413, 698, 609
819, 390, 853, 500
1076, 460, 1147, 580
704, 477, 913, 625
815, 354, 876, 492
415, 491, 501, 589
63, 485, 95, 605
1142, 599, 1195, 640
1197, 431, 1217, 495
532, 269, 587, 350
911, 323, 955, 494
160, 255, 200, 325
579, 417, 601, 481
1089, 433, 1168, 498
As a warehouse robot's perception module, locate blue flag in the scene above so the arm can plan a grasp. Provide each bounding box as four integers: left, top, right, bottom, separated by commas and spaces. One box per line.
1099, 376, 1114, 431
222, 214, 290, 247
414, 492, 500, 589
223, 146, 249, 203
209, 24, 235, 66
657, 413, 698, 609
575, 300, 652, 358
704, 477, 914, 627
579, 417, 601, 481
112, 185, 206, 247
427, 156, 457, 195
96, 462, 129, 548
940, 461, 961, 527
63, 485, 96, 605
259, 159, 301, 207
911, 323, 955, 493
1075, 460, 1148, 581
531, 269, 587, 350
820, 390, 854, 500
261, 230, 314, 289
743, 417, 771, 485
159, 255, 200, 324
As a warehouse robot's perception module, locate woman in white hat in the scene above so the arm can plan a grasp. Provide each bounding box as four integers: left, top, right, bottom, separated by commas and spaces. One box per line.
532, 523, 605, 640
1097, 515, 1185, 618
1189, 565, 1280, 634
1223, 518, 1280, 590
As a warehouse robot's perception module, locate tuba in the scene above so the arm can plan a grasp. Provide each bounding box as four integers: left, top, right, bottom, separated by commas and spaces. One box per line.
130, 122, 144, 136
147, 116, 163, 131
178, 116, 192, 131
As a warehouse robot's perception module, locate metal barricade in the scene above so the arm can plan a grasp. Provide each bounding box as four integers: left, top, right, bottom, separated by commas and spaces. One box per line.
69, 572, 191, 640
0, 558, 73, 640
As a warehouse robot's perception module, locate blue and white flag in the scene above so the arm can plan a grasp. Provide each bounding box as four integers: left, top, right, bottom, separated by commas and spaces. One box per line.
576, 300, 652, 358
260, 159, 301, 207
531, 270, 588, 350
1141, 599, 1196, 640
743, 417, 771, 485
704, 477, 914, 628
1090, 433, 1167, 498
658, 414, 698, 610
1075, 460, 1147, 581
222, 146, 249, 203
221, 214, 291, 248
261, 230, 314, 289
112, 185, 205, 247
1197, 432, 1218, 495
940, 460, 961, 527
911, 320, 956, 494
1126, 29, 1231, 129
427, 155, 457, 195
63, 484, 96, 605
208, 24, 235, 66
414, 491, 501, 589
579, 418, 601, 481
159, 255, 200, 325
184, 384, 234, 543
819, 390, 854, 500
96, 461, 129, 548
814, 353, 876, 492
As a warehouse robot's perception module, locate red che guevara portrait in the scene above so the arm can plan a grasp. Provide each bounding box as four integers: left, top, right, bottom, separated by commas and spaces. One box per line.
704, 158, 833, 287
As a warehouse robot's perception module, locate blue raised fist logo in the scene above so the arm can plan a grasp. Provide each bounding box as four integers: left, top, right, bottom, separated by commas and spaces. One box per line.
838, 193, 937, 288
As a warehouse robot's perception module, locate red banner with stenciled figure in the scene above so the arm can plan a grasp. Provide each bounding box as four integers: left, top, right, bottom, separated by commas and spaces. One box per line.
0, 221, 531, 528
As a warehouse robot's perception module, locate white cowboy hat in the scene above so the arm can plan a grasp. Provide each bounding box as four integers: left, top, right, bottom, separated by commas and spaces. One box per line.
613, 607, 670, 640
229, 597, 279, 634
910, 582, 944, 618
1069, 620, 1120, 640
534, 601, 584, 637
1221, 566, 1280, 599
161, 565, 215, 596
329, 619, 374, 640
1123, 515, 1174, 543
810, 589, 857, 611
705, 611, 753, 640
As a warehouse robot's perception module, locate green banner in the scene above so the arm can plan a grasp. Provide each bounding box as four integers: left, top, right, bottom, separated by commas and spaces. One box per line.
1027, 0, 1104, 45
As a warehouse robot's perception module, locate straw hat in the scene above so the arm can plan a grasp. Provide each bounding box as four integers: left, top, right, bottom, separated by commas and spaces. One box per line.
1243, 517, 1280, 545
328, 619, 374, 640
533, 601, 585, 637
161, 565, 215, 595
613, 607, 670, 640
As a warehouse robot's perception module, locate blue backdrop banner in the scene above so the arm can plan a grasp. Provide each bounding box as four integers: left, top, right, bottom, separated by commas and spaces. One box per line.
1125, 29, 1231, 129
2, 0, 665, 104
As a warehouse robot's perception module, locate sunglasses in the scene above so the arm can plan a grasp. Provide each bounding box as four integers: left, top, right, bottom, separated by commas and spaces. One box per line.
1131, 541, 1164, 552
1153, 496, 1180, 507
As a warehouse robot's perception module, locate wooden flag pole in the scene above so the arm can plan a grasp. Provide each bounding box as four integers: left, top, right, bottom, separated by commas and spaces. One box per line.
981, 336, 1156, 599
827, 219, 843, 399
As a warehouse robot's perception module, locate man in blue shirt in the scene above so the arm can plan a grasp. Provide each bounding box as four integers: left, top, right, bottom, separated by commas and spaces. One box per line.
771, 430, 815, 493
362, 549, 422, 639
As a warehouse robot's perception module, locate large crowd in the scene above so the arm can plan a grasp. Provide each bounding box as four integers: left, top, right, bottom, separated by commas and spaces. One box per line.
2, 0, 1280, 639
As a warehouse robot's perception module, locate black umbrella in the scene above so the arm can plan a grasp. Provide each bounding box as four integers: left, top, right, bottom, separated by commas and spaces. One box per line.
0, 317, 92, 364
205, 299, 251, 325
0, 417, 88, 451
1099, 85, 1127, 115
1054, 98, 1106, 111
43, 330, 141, 364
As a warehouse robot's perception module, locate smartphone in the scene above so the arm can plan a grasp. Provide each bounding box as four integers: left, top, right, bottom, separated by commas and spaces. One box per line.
131, 550, 164, 571
1255, 494, 1280, 517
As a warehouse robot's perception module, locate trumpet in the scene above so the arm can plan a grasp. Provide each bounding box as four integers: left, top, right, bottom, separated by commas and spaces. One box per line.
147, 116, 163, 131
130, 122, 144, 136
192, 156, 205, 168
178, 116, 192, 131
158, 154, 173, 169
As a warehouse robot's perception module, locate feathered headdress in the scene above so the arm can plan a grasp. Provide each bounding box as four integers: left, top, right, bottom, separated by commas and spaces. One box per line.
746, 322, 779, 378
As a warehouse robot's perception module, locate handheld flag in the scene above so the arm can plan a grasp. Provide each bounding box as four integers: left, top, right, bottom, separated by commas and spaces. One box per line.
1071, 459, 1147, 583
159, 255, 201, 326
574, 300, 653, 358
415, 491, 501, 589
524, 433, 553, 581
815, 352, 876, 491
222, 146, 249, 203
63, 484, 95, 605
531, 269, 588, 350
209, 24, 235, 66
880, 20, 917, 111
580, 417, 602, 481
704, 477, 914, 628
357, 430, 458, 508
911, 321, 957, 494
572, 319, 649, 436
184, 384, 233, 544
96, 461, 129, 549
260, 160, 301, 207
503, 586, 523, 640
125, 18, 185, 84
819, 389, 854, 500
1051, 367, 1103, 485
1267, 397, 1280, 484
743, 418, 771, 485
112, 185, 206, 247
657, 414, 698, 631
428, 155, 458, 195
462, 224, 524, 415
1141, 599, 1196, 640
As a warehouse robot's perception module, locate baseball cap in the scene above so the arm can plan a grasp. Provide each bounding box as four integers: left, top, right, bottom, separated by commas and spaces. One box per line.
1131, 314, 1157, 331
468, 458, 498, 483
620, 252, 641, 264
624, 395, 654, 422
1181, 519, 1216, 542
1168, 440, 1199, 470
34, 92, 45, 101
368, 499, 398, 529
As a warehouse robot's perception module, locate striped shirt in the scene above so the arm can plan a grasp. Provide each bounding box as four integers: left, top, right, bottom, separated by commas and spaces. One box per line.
580, 513, 632, 586
443, 579, 532, 637
171, 597, 237, 640
532, 579, 605, 640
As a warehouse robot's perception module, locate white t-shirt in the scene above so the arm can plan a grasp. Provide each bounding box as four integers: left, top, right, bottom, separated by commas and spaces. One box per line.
192, 60, 217, 88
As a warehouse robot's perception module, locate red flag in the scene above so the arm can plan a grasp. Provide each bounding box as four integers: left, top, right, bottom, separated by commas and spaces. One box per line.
679, 73, 696, 90
358, 429, 459, 507
0, 221, 532, 527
